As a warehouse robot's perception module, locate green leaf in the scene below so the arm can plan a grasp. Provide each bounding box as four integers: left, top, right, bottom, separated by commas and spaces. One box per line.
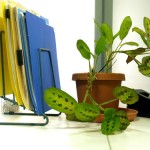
74, 103, 100, 122
44, 88, 77, 114
119, 47, 146, 64
100, 23, 113, 45
76, 39, 91, 60
104, 108, 116, 119
119, 16, 132, 40
95, 35, 106, 55
66, 113, 79, 121
101, 117, 121, 135
142, 56, 150, 67
113, 86, 139, 105
121, 42, 139, 47
115, 110, 130, 130
138, 65, 150, 77
132, 27, 148, 47
144, 17, 150, 35
132, 27, 146, 37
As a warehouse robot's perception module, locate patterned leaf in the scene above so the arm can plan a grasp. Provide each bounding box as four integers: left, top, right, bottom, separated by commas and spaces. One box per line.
115, 110, 130, 130
142, 56, 150, 67
138, 65, 150, 77
44, 88, 77, 114
113, 86, 139, 104
74, 103, 100, 122
101, 117, 121, 135
119, 16, 132, 40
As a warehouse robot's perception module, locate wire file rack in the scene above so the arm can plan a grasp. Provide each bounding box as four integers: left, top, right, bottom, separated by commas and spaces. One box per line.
0, 31, 61, 126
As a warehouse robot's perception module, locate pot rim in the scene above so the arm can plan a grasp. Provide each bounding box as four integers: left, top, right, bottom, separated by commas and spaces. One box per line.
72, 72, 125, 81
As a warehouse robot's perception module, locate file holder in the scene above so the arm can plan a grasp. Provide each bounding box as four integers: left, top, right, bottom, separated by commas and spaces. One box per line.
0, 31, 61, 126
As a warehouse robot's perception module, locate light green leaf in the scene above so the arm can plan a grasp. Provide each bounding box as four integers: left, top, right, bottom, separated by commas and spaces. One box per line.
76, 39, 91, 60
119, 16, 132, 40
144, 17, 150, 34
121, 42, 139, 47
113, 86, 139, 105
100, 23, 113, 45
95, 35, 106, 55
142, 56, 150, 67
138, 65, 150, 77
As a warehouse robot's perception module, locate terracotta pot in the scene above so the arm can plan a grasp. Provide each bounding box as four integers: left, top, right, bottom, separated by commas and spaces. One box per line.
72, 73, 125, 122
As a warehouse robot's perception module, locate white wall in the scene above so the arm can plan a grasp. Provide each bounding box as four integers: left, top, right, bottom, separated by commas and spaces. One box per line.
113, 0, 150, 93
15, 0, 95, 99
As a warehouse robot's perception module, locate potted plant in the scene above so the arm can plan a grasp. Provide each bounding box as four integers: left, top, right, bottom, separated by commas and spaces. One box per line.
44, 16, 150, 135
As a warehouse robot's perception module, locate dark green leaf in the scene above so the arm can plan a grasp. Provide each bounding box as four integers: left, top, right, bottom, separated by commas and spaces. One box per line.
115, 110, 130, 130
101, 117, 121, 135
104, 108, 116, 119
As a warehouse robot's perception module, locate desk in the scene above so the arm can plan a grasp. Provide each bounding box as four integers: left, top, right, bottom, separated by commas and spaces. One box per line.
0, 112, 149, 150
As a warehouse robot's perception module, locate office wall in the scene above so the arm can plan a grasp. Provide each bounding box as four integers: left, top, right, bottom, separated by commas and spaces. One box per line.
113, 0, 150, 92
16, 0, 95, 99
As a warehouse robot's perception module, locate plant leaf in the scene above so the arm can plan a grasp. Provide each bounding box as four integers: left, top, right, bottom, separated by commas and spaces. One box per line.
115, 110, 130, 130
144, 17, 150, 35
76, 39, 91, 60
101, 117, 121, 135
132, 27, 148, 47
119, 16, 132, 40
74, 103, 100, 122
113, 86, 139, 105
119, 47, 146, 64
44, 88, 77, 115
142, 56, 150, 67
100, 23, 113, 45
121, 41, 139, 47
138, 65, 150, 77
104, 108, 116, 119
95, 35, 106, 55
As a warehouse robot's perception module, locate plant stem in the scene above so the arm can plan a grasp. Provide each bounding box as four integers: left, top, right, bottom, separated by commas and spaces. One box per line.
107, 135, 112, 150
88, 94, 105, 111
100, 98, 118, 106
83, 72, 96, 103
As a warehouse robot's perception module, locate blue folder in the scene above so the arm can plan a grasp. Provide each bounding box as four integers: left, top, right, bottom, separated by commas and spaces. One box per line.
25, 11, 60, 114
17, 9, 39, 113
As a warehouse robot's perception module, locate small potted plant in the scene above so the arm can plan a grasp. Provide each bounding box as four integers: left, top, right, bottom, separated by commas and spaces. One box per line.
72, 16, 149, 120
44, 16, 150, 135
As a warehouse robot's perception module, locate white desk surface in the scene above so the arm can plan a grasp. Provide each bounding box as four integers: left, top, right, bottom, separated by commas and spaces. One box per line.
0, 111, 149, 150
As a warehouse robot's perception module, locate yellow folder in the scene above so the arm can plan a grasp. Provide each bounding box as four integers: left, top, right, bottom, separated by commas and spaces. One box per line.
0, 0, 12, 96
9, 2, 33, 110
0, 18, 12, 96
0, 0, 23, 105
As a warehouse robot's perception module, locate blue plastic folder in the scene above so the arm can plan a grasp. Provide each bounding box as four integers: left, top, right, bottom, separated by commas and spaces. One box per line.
25, 11, 60, 114
17, 9, 39, 113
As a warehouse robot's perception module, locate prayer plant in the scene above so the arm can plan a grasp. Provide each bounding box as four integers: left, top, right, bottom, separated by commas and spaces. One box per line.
44, 16, 150, 135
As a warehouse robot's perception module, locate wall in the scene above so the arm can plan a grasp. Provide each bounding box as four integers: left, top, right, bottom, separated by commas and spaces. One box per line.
15, 0, 95, 99
113, 0, 150, 92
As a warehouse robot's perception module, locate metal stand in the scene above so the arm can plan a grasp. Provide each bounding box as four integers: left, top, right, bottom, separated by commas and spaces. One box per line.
0, 31, 61, 126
